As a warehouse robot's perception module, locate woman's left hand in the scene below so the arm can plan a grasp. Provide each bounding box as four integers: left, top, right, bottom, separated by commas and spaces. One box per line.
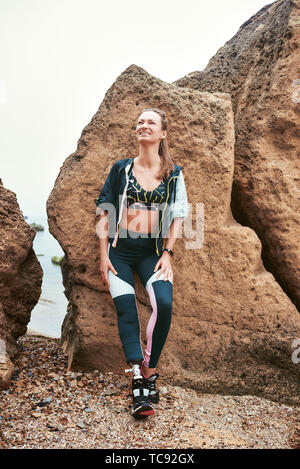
154, 252, 173, 282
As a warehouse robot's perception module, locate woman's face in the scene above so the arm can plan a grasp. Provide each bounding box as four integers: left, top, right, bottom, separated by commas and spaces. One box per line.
136, 111, 166, 144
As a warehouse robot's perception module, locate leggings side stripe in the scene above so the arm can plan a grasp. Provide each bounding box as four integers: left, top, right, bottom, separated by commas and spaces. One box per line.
143, 283, 158, 367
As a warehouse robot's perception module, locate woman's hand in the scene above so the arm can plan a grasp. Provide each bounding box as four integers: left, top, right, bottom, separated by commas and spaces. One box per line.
99, 255, 118, 289
154, 252, 173, 282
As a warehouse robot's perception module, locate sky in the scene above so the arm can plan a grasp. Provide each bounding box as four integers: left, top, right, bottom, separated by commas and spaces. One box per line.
0, 0, 272, 218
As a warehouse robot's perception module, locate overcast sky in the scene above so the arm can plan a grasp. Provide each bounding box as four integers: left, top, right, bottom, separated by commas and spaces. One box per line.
0, 0, 272, 218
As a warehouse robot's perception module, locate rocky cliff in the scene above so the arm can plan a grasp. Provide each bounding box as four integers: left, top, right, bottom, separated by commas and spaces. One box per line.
0, 179, 43, 388
47, 56, 300, 404
174, 0, 300, 312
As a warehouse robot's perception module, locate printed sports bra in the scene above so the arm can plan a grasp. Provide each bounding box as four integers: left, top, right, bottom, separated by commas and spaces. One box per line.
124, 165, 167, 211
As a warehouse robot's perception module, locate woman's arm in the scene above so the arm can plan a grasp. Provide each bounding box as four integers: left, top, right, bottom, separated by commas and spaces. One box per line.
95, 163, 119, 287
98, 210, 109, 257
97, 209, 118, 288
163, 217, 183, 252
155, 169, 189, 280
155, 217, 183, 281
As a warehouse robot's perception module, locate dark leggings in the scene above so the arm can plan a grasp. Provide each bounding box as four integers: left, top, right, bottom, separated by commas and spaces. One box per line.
107, 225, 173, 368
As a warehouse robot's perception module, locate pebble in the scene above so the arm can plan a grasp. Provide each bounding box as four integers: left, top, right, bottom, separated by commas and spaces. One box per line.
159, 386, 168, 394
35, 397, 52, 407
103, 388, 118, 396
0, 335, 298, 450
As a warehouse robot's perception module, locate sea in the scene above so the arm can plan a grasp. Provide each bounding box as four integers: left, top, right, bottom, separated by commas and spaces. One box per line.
25, 215, 68, 338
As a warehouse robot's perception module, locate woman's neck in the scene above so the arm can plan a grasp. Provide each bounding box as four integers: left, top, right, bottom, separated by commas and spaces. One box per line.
135, 152, 161, 170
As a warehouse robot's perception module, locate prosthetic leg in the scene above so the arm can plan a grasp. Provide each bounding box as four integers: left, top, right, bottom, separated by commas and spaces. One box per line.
125, 361, 155, 419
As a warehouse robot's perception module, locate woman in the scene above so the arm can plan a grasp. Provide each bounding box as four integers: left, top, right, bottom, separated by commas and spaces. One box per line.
95, 108, 189, 419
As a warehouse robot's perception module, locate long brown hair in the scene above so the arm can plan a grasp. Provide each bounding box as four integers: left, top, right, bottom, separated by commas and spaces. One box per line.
139, 108, 175, 181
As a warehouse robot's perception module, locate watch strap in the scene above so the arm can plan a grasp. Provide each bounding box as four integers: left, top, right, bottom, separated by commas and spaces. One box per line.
162, 248, 174, 257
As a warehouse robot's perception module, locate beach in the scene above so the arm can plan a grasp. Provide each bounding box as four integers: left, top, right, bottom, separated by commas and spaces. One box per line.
0, 334, 299, 449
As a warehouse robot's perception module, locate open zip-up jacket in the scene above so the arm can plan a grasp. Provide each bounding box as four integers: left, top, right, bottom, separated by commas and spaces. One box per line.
95, 157, 189, 256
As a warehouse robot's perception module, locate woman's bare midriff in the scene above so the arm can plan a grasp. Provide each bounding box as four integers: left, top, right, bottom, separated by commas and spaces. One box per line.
119, 207, 160, 234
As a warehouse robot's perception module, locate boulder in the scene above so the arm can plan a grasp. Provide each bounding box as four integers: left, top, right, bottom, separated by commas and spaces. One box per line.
173, 0, 300, 311
0, 179, 43, 389
47, 64, 300, 405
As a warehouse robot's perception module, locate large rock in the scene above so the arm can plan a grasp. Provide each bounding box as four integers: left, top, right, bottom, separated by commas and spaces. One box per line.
47, 64, 300, 405
0, 180, 43, 388
173, 0, 300, 311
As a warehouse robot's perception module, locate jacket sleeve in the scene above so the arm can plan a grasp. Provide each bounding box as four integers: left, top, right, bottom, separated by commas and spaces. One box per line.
171, 170, 189, 222
95, 164, 117, 216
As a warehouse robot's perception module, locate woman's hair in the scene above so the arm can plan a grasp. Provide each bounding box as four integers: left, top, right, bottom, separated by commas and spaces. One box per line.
139, 108, 175, 181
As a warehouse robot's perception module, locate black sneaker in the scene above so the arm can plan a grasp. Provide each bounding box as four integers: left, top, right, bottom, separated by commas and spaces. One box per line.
132, 377, 155, 418
125, 364, 155, 419
142, 373, 160, 404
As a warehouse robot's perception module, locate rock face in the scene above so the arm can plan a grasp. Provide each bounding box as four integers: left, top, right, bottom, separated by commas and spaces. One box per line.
47, 63, 300, 405
0, 180, 43, 388
173, 0, 300, 312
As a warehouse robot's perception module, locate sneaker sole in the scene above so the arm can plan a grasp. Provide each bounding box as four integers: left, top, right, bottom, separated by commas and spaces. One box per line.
139, 409, 155, 416
132, 411, 155, 420
132, 405, 155, 418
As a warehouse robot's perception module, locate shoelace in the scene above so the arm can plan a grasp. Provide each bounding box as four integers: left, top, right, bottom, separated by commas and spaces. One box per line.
146, 381, 157, 392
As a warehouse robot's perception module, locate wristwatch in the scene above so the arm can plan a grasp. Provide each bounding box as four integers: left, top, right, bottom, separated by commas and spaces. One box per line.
162, 248, 174, 257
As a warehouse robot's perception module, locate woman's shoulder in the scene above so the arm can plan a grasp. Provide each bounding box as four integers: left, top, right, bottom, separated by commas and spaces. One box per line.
110, 157, 132, 170
173, 163, 183, 175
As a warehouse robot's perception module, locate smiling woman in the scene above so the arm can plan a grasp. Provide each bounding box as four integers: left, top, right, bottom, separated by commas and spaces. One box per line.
96, 107, 189, 419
